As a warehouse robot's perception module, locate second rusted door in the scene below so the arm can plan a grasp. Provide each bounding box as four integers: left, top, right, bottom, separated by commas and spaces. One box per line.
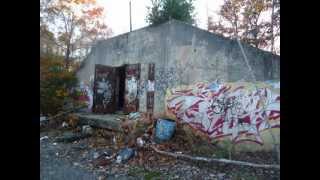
124, 64, 140, 113
92, 64, 117, 113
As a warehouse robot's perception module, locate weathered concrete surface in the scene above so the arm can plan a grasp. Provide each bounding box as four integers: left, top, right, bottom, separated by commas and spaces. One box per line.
76, 113, 125, 131
77, 19, 280, 116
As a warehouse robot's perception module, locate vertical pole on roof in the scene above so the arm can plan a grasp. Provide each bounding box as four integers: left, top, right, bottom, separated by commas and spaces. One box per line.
129, 0, 132, 32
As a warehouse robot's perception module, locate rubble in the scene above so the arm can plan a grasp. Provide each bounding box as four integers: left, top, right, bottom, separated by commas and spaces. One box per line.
82, 125, 94, 135
40, 136, 49, 141
92, 155, 112, 167
55, 132, 91, 143
41, 122, 280, 180
128, 112, 141, 120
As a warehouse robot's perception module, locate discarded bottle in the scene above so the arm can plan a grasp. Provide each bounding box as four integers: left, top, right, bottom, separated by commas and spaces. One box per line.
116, 148, 135, 163
136, 137, 144, 148
155, 119, 176, 143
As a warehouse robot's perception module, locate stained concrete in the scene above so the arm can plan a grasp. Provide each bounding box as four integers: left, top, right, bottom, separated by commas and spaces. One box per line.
77, 19, 280, 116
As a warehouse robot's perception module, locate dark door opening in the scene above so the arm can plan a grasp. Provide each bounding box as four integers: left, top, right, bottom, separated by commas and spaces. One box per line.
116, 65, 126, 111
93, 63, 140, 114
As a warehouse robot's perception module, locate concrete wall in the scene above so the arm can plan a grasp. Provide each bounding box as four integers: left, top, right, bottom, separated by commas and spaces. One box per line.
77, 19, 280, 116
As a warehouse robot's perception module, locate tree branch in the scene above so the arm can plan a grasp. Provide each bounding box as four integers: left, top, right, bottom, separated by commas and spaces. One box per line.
150, 145, 280, 170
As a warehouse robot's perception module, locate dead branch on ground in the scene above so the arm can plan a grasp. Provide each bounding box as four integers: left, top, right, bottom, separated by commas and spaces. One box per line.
150, 145, 280, 170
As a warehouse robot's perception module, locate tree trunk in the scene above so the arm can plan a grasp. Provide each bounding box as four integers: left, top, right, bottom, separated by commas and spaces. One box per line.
271, 0, 275, 53
65, 43, 71, 69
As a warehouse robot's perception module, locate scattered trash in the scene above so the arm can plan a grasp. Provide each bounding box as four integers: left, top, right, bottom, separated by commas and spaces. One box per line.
93, 152, 100, 159
112, 136, 117, 145
82, 125, 93, 135
40, 136, 49, 141
92, 150, 115, 167
73, 162, 80, 166
217, 173, 226, 179
128, 112, 141, 120
53, 142, 57, 145
136, 137, 144, 148
55, 152, 59, 156
116, 156, 122, 164
116, 148, 135, 163
40, 116, 49, 127
155, 119, 176, 143
98, 176, 105, 180
62, 121, 69, 128
93, 158, 110, 167
40, 116, 47, 122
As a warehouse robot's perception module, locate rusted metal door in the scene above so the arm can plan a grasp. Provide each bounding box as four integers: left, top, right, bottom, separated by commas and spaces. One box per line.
124, 64, 140, 113
93, 64, 117, 113
147, 63, 155, 113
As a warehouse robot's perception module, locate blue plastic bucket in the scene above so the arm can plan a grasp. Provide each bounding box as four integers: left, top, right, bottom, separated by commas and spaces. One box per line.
155, 119, 176, 143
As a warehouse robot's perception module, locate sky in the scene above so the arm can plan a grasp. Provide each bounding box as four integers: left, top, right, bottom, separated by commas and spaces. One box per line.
97, 0, 225, 37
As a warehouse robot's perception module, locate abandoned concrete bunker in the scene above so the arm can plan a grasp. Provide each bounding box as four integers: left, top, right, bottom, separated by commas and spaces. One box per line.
76, 19, 280, 118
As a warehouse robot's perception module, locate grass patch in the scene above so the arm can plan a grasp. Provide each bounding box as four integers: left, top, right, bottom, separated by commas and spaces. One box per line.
231, 171, 259, 180
144, 170, 162, 180
128, 166, 165, 180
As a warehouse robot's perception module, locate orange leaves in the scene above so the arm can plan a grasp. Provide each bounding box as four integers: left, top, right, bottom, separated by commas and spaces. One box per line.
73, 0, 96, 5
82, 7, 104, 18
56, 89, 69, 97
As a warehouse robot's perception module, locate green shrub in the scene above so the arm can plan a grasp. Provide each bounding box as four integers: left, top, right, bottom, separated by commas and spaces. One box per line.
40, 56, 78, 116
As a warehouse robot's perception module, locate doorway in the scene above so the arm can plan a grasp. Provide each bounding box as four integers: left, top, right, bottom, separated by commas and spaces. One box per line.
116, 65, 126, 111
93, 63, 140, 114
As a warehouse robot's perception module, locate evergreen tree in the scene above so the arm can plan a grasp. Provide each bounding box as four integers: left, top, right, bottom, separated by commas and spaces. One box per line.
146, 0, 195, 25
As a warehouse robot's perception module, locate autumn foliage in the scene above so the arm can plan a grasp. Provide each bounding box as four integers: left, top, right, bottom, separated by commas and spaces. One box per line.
40, 56, 78, 115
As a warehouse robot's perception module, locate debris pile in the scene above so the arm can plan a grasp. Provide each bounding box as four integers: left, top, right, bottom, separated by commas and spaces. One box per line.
42, 110, 280, 177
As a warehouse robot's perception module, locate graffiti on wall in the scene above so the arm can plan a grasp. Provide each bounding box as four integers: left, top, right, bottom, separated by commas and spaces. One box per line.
155, 67, 177, 92
127, 76, 138, 103
96, 78, 112, 107
165, 80, 280, 145
77, 82, 93, 110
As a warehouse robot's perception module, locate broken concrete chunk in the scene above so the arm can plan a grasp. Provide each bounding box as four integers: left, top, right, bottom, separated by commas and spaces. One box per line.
128, 112, 141, 120
40, 136, 49, 141
76, 113, 123, 132
82, 125, 94, 135
55, 132, 90, 143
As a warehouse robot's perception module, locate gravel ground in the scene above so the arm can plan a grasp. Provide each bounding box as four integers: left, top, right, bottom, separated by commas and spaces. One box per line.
40, 135, 98, 180
40, 129, 279, 180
